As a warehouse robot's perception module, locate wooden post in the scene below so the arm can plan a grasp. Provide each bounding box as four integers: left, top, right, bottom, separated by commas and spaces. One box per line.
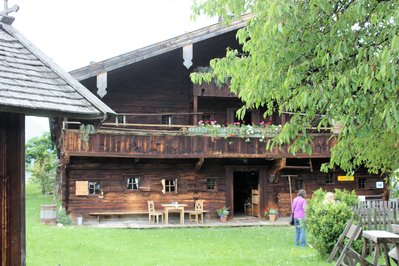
193, 95, 198, 125
0, 112, 25, 266
288, 175, 293, 212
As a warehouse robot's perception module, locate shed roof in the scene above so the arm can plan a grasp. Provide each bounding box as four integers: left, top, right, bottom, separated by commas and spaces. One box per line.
71, 14, 252, 81
0, 22, 115, 119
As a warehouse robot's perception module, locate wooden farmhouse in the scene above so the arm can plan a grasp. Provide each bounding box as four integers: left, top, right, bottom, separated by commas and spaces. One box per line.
0, 7, 114, 265
57, 14, 385, 223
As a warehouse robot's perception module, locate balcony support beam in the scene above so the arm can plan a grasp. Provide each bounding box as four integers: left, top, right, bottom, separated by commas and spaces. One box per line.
195, 158, 204, 173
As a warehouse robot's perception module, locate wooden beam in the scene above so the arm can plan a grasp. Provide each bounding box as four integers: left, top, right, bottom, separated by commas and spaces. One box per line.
309, 158, 313, 172
272, 158, 313, 176
195, 158, 204, 173
0, 112, 25, 266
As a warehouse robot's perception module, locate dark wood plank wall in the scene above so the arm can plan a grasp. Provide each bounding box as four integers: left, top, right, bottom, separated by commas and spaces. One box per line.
275, 162, 385, 216
105, 77, 192, 125
78, 30, 242, 127
66, 158, 228, 219
0, 112, 25, 266
193, 83, 237, 98
64, 157, 385, 220
197, 97, 243, 124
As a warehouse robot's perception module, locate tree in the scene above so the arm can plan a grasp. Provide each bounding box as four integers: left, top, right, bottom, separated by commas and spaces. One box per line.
191, 0, 399, 175
26, 132, 57, 194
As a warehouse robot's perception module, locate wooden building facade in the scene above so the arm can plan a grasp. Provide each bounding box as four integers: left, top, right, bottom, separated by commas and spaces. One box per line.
59, 15, 385, 222
0, 10, 114, 265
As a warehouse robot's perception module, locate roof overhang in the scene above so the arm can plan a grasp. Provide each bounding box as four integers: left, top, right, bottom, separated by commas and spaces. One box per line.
70, 14, 252, 81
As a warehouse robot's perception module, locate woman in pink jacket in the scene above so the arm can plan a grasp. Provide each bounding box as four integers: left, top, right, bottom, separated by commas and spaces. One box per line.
292, 189, 307, 246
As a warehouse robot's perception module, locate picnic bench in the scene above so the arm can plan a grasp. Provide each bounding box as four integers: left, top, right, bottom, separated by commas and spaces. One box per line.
89, 211, 149, 222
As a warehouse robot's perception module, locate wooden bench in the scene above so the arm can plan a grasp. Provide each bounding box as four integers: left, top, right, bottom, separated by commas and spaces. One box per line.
89, 211, 148, 223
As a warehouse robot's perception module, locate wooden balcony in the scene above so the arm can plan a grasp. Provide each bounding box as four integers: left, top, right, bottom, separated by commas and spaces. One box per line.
62, 128, 333, 159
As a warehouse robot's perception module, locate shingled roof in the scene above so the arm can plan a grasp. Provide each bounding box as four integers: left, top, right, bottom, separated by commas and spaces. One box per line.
71, 14, 252, 81
0, 22, 115, 119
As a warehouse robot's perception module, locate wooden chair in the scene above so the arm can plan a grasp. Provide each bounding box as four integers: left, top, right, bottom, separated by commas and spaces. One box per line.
187, 200, 204, 224
147, 201, 163, 224
328, 219, 372, 266
388, 224, 399, 265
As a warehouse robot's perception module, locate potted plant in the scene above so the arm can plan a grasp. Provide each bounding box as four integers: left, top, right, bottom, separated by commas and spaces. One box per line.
216, 206, 229, 223
266, 208, 279, 222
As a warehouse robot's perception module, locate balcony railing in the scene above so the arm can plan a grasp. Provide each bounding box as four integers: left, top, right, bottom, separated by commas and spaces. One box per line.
62, 126, 333, 159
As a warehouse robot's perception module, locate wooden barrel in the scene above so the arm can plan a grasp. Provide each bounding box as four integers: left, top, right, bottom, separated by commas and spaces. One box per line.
40, 205, 57, 225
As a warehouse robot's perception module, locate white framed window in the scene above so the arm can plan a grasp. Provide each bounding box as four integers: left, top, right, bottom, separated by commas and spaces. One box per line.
116, 115, 126, 124
162, 179, 177, 193
88, 181, 101, 195
127, 177, 140, 190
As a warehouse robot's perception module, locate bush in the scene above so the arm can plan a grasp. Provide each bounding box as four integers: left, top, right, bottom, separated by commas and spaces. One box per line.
56, 208, 72, 226
307, 188, 358, 256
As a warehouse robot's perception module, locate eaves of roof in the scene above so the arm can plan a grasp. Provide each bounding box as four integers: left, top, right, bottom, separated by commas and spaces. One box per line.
70, 14, 252, 81
0, 22, 116, 119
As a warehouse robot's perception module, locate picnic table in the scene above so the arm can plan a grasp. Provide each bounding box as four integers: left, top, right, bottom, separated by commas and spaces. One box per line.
362, 230, 399, 266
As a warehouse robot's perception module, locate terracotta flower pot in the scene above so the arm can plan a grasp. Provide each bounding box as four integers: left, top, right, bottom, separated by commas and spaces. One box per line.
220, 216, 227, 223
269, 214, 276, 222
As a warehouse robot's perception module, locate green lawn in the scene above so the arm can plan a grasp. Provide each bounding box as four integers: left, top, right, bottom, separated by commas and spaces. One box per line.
26, 184, 330, 266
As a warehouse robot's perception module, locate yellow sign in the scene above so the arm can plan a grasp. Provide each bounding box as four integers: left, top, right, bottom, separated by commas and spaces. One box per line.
338, 175, 354, 181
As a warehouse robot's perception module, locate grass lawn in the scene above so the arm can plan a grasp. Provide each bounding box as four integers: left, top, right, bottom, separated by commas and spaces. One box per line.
26, 184, 330, 266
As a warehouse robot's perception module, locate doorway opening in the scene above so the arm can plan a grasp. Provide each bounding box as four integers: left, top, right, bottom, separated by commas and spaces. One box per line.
233, 171, 259, 215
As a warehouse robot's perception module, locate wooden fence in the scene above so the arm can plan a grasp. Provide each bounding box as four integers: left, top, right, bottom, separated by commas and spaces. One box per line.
354, 200, 399, 232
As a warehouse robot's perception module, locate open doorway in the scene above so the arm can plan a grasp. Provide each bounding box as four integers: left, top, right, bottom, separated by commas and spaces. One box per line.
233, 171, 259, 215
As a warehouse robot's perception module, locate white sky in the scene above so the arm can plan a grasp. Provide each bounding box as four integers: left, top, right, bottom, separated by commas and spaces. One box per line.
10, 0, 217, 141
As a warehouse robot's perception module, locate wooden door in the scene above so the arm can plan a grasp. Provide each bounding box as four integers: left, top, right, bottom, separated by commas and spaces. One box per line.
225, 166, 267, 218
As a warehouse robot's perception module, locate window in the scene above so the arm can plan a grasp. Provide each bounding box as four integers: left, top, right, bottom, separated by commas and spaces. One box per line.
161, 115, 172, 125
127, 177, 140, 190
358, 178, 366, 189
162, 179, 177, 193
207, 178, 217, 190
88, 181, 101, 195
326, 173, 333, 184
295, 179, 303, 191
116, 115, 126, 124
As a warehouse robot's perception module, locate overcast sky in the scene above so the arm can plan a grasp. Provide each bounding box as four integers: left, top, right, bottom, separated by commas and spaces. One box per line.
9, 0, 217, 141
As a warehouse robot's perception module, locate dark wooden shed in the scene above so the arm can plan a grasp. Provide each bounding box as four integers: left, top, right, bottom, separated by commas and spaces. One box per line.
0, 10, 114, 266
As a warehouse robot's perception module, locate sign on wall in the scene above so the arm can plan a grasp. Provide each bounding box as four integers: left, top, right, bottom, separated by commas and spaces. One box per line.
376, 181, 384, 189
337, 175, 355, 182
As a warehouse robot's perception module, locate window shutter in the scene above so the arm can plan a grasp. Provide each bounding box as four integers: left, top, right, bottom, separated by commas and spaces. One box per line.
161, 179, 165, 194
76, 181, 89, 196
